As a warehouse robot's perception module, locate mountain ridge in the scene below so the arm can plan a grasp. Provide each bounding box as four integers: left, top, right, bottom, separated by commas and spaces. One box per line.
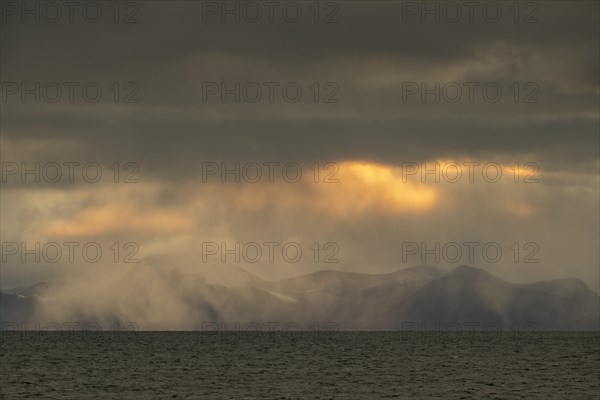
1, 265, 598, 330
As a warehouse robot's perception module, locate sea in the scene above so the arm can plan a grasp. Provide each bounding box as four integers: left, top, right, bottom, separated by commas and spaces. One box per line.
1, 332, 598, 399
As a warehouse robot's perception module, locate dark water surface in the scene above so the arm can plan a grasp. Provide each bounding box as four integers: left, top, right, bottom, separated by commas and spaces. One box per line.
1, 332, 598, 399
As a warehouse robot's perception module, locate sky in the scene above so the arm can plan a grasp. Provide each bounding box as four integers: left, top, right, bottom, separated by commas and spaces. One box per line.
1, 1, 599, 295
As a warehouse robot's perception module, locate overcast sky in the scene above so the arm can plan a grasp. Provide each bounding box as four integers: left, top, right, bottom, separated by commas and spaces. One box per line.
1, 1, 599, 293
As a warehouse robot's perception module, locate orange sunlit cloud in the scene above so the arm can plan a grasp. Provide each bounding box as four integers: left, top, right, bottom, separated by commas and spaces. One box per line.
230, 161, 439, 216
37, 159, 546, 238
322, 161, 438, 215
505, 202, 535, 218
45, 204, 194, 238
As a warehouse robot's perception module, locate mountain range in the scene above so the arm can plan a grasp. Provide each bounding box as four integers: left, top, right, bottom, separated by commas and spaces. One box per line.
1, 265, 598, 330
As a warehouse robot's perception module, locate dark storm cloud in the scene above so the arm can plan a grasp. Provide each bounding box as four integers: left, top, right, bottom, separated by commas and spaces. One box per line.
1, 107, 598, 189
2, 2, 598, 180
2, 2, 598, 65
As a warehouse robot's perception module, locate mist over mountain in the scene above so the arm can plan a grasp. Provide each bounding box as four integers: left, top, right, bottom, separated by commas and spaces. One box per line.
1, 265, 598, 331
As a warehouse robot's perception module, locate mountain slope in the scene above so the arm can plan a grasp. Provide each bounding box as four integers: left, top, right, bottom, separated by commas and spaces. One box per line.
391, 265, 600, 330
1, 266, 598, 330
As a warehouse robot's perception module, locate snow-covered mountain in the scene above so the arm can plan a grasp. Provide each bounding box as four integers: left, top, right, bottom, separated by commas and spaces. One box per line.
1, 265, 598, 330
